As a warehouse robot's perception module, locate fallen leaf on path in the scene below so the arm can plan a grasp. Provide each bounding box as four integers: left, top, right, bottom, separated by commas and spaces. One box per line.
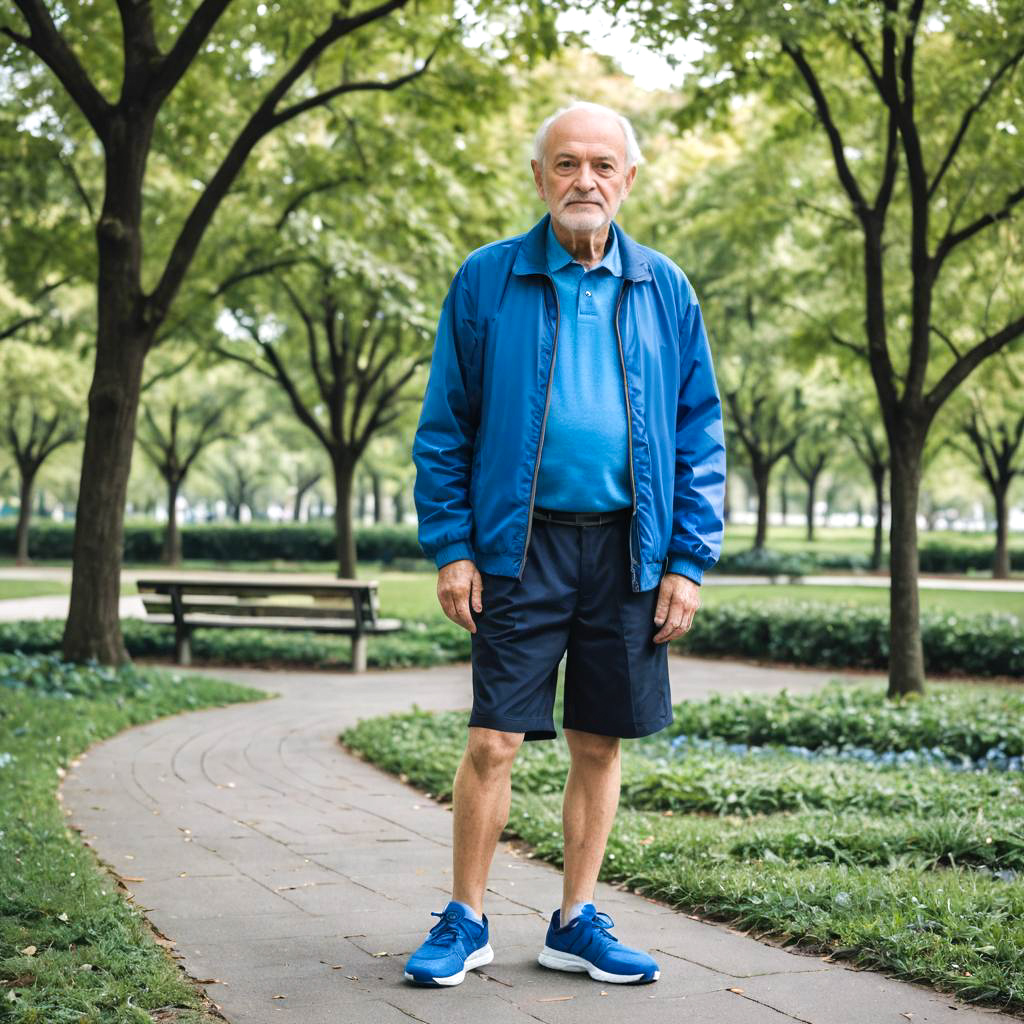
272, 994, 286, 999
901, 1015, 913, 1021
538, 996, 574, 1002
728, 987, 745, 994
120, 876, 145, 883
371, 951, 389, 958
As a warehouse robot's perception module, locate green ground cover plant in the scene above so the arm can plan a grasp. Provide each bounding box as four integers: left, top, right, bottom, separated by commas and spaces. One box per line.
342, 681, 1024, 1012
0, 652, 269, 1023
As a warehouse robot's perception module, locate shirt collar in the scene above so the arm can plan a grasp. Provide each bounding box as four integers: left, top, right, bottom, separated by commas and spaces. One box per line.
545, 220, 622, 277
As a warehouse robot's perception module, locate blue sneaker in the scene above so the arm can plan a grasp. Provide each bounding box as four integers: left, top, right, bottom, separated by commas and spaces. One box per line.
403, 901, 494, 986
538, 903, 660, 983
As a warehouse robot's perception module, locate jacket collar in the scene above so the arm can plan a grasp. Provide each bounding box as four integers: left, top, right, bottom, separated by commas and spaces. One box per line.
513, 213, 651, 282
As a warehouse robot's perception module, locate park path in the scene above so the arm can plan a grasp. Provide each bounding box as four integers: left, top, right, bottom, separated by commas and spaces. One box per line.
58, 655, 1021, 1024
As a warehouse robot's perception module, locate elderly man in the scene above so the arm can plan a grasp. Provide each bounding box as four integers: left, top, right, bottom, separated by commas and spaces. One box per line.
407, 101, 725, 988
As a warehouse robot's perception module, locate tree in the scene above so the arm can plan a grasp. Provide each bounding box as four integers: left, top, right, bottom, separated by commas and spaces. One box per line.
842, 404, 890, 571
217, 257, 434, 576
1, 0, 447, 663
724, 375, 804, 550
135, 360, 246, 564
610, 0, 1024, 694
0, 341, 83, 563
952, 364, 1024, 578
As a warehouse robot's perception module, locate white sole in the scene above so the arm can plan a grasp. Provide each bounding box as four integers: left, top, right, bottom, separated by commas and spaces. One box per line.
537, 946, 659, 984
404, 943, 494, 986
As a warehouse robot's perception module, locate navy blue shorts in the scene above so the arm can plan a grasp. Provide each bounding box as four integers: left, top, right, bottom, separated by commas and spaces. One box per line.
469, 509, 673, 742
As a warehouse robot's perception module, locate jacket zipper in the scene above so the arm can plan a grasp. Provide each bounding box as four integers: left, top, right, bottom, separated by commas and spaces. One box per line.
614, 280, 639, 590
518, 274, 560, 581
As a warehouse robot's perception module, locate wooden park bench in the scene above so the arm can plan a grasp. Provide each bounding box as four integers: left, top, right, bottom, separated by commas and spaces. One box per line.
134, 572, 402, 672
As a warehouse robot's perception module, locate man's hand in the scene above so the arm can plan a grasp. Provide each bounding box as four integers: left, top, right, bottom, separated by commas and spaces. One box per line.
437, 559, 484, 634
652, 572, 700, 644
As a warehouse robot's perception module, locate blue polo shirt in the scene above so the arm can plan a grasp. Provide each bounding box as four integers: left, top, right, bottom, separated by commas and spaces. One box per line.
534, 222, 632, 513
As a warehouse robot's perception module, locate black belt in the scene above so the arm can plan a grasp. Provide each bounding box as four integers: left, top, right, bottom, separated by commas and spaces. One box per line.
532, 506, 632, 527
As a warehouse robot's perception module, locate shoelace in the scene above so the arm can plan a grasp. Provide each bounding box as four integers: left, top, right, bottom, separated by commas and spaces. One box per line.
425, 909, 466, 947
583, 910, 620, 942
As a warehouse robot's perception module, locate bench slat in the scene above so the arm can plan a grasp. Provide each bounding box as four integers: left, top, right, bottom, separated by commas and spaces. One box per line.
140, 596, 366, 621
143, 613, 402, 633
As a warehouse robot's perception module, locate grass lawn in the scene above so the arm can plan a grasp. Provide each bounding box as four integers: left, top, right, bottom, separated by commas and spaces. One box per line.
0, 653, 270, 1023
3, 560, 1020, 619
343, 680, 1024, 1013
0, 580, 72, 601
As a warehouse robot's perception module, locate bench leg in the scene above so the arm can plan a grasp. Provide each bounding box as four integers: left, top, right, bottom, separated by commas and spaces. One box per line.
175, 628, 192, 667
351, 634, 367, 673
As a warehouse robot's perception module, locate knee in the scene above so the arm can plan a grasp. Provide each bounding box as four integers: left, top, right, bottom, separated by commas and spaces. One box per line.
566, 730, 621, 770
466, 727, 523, 777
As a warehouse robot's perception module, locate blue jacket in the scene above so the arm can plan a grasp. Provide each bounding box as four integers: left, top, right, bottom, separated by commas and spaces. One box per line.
412, 214, 726, 591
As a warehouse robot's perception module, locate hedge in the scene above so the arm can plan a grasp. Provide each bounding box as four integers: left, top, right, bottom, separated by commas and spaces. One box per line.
3, 520, 1021, 575
1, 602, 1020, 678
676, 600, 1024, 678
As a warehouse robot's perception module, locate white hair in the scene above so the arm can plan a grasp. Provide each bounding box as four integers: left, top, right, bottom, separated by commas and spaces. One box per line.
532, 101, 643, 170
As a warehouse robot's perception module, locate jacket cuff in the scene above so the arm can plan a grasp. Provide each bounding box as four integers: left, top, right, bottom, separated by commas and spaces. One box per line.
666, 554, 705, 585
435, 540, 476, 570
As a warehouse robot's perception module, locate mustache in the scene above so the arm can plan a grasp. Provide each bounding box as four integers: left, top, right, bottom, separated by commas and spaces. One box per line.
561, 194, 603, 207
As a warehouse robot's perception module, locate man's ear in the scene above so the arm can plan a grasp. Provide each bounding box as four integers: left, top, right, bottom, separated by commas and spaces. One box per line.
621, 164, 638, 199
530, 159, 546, 201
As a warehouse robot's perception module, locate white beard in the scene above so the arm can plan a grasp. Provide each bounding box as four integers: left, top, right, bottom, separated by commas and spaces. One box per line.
554, 201, 610, 232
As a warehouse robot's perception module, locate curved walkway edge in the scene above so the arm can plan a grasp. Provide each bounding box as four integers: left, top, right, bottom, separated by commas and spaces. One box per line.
61, 659, 1020, 1024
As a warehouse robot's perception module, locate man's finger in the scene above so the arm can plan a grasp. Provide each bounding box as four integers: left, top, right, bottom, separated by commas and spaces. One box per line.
653, 583, 672, 626
471, 571, 484, 613
455, 592, 476, 633
652, 592, 686, 643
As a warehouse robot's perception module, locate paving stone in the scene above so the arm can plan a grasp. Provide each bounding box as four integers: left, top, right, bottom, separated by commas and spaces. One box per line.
654, 919, 836, 978
740, 966, 1011, 1023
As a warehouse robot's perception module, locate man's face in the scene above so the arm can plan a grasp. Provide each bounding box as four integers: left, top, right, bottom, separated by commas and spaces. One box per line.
531, 108, 637, 234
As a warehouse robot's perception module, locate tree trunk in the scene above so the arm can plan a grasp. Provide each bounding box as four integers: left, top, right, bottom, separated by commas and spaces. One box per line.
888, 436, 926, 697
805, 473, 818, 543
871, 466, 885, 572
393, 487, 405, 525
162, 476, 182, 565
993, 485, 1010, 579
753, 466, 769, 550
371, 470, 383, 524
723, 474, 731, 524
779, 470, 789, 523
333, 458, 357, 578
62, 336, 149, 664
15, 465, 37, 566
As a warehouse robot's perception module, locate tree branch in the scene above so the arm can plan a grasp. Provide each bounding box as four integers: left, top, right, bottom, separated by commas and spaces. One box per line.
929, 40, 1024, 199
781, 40, 869, 219
934, 183, 1024, 268
6, 0, 111, 137
927, 311, 1024, 414
146, 1, 423, 324
148, 0, 234, 102
271, 49, 437, 125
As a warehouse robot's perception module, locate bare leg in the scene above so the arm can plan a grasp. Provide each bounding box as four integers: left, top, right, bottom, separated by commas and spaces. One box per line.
560, 728, 621, 922
451, 726, 524, 916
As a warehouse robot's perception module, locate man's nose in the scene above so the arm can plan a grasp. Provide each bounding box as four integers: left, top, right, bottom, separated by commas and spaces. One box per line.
575, 164, 596, 190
